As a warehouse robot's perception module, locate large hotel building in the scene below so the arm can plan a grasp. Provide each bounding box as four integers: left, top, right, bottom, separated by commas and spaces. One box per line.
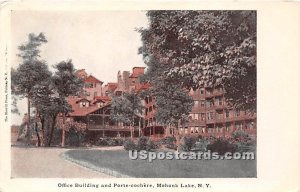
65, 67, 256, 138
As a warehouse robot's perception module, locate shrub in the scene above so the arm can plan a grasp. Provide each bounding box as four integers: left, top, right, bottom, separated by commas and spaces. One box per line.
235, 138, 256, 153
192, 140, 210, 152
160, 136, 177, 150
137, 136, 149, 151
180, 136, 197, 151
123, 139, 137, 151
207, 139, 237, 155
146, 140, 159, 151
232, 130, 249, 140
160, 136, 176, 145
95, 137, 125, 146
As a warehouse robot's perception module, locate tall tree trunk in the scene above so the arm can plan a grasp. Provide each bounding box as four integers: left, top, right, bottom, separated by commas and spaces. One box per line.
35, 120, 41, 147
27, 96, 31, 145
61, 113, 66, 147
138, 117, 141, 137
40, 116, 45, 146
175, 129, 180, 151
35, 112, 41, 147
130, 124, 133, 139
48, 115, 56, 147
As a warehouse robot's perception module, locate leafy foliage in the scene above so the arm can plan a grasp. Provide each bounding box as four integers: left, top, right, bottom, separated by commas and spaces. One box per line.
11, 32, 50, 144
180, 136, 197, 151
110, 92, 143, 125
139, 11, 256, 111
52, 60, 84, 99
123, 139, 137, 151
207, 138, 237, 155
154, 82, 193, 127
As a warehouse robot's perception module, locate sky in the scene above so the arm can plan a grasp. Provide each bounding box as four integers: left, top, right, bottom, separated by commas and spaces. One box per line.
11, 10, 149, 124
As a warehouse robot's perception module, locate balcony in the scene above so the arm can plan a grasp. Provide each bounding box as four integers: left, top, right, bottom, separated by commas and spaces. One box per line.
88, 124, 139, 131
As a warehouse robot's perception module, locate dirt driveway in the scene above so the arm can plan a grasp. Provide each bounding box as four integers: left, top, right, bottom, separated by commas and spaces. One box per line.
11, 146, 122, 178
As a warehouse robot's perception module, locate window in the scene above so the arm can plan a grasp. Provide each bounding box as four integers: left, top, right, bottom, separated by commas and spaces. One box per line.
226, 123, 231, 132
235, 122, 243, 130
236, 109, 240, 117
225, 110, 230, 118
206, 100, 211, 108
85, 83, 94, 88
218, 97, 223, 105
200, 100, 205, 107
184, 128, 188, 134
200, 89, 204, 95
80, 101, 89, 108
216, 111, 223, 119
201, 113, 205, 121
207, 112, 214, 120
206, 89, 212, 95
190, 127, 194, 133
194, 113, 199, 120
149, 97, 152, 103
194, 100, 199, 107
247, 122, 254, 129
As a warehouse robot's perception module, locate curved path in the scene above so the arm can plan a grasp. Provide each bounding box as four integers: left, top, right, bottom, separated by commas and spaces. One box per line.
11, 146, 122, 178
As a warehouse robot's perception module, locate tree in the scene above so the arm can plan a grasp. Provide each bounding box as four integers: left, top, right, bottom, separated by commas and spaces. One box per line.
11, 32, 50, 144
139, 11, 256, 112
31, 79, 69, 146
140, 55, 193, 149
52, 60, 83, 147
110, 92, 144, 138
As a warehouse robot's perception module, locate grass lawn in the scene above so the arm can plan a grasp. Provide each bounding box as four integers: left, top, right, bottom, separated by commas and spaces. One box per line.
64, 150, 256, 178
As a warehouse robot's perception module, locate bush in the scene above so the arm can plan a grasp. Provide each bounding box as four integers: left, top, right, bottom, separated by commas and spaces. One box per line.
192, 140, 210, 152
207, 139, 237, 155
160, 136, 177, 150
232, 130, 249, 140
180, 136, 197, 151
235, 138, 256, 153
146, 140, 159, 151
123, 139, 137, 151
95, 137, 124, 146
137, 136, 149, 151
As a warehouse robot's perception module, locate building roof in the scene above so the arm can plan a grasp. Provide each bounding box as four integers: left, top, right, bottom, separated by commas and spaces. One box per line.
67, 96, 111, 117
75, 98, 91, 103
106, 82, 118, 92
135, 83, 151, 92
84, 75, 103, 84
75, 69, 88, 78
93, 96, 112, 104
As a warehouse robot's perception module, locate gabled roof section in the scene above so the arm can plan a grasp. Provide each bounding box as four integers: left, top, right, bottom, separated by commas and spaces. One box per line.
93, 96, 112, 104
84, 75, 103, 84
135, 83, 151, 92
67, 96, 111, 117
75, 98, 91, 103
106, 82, 118, 92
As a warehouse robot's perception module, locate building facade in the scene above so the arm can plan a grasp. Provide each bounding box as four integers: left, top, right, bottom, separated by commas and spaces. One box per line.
69, 67, 256, 138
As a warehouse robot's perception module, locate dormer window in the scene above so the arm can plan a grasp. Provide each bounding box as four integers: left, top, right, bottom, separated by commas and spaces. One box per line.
79, 101, 89, 108
77, 99, 90, 108
97, 102, 104, 107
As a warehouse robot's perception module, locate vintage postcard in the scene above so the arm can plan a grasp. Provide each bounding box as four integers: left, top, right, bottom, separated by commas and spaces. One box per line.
0, 1, 299, 192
